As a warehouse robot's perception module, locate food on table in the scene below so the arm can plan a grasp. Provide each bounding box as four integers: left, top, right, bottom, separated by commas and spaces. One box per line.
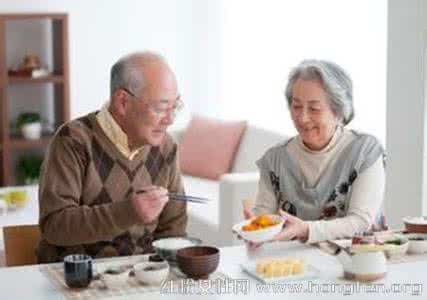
143, 264, 168, 271
155, 238, 196, 249
104, 265, 130, 275
2, 190, 28, 208
255, 257, 304, 278
148, 254, 165, 262
384, 238, 405, 246
242, 215, 280, 232
350, 234, 408, 257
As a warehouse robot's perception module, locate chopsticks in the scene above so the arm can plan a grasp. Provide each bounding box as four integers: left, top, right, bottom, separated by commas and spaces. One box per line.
136, 190, 210, 204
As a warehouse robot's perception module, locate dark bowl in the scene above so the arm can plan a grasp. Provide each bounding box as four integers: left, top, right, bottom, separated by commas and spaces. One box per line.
404, 222, 427, 233
176, 246, 220, 280
404, 217, 427, 233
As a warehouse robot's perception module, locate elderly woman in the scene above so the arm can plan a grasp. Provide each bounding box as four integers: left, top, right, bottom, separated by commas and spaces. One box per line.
248, 59, 385, 244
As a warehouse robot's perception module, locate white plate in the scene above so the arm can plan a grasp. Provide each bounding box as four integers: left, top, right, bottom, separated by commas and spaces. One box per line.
240, 260, 319, 283
403, 216, 427, 225
232, 215, 285, 243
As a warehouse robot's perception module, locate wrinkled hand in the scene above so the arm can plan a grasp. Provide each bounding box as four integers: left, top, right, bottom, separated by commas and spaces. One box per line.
273, 210, 309, 242
132, 186, 169, 224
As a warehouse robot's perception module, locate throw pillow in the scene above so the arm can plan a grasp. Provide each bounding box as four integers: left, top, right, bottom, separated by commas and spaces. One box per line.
179, 115, 247, 180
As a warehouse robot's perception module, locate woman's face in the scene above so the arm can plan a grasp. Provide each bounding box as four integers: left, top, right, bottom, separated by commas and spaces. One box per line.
290, 79, 339, 150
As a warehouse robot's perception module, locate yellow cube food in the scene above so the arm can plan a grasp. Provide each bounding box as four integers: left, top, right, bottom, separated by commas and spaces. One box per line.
255, 257, 305, 278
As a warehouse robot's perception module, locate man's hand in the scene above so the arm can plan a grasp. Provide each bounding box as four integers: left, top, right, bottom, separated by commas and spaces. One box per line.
132, 186, 169, 224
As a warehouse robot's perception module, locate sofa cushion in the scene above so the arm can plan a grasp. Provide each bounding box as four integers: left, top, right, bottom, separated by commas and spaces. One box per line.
232, 125, 287, 172
179, 115, 246, 179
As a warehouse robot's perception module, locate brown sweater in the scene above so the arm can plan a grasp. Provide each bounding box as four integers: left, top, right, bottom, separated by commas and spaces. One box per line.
37, 112, 187, 263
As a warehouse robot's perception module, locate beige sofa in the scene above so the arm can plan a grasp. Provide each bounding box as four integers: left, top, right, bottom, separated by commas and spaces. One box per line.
170, 125, 287, 246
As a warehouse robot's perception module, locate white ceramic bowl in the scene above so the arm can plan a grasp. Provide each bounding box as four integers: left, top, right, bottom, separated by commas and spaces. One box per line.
406, 233, 427, 254
134, 261, 169, 285
100, 269, 130, 289
381, 235, 409, 259
232, 214, 285, 243
152, 237, 202, 263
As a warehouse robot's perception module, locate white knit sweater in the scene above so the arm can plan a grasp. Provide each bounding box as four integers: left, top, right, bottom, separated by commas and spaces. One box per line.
254, 127, 385, 243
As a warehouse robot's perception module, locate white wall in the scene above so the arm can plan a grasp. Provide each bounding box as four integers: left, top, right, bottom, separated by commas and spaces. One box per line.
386, 0, 426, 228
0, 0, 205, 129
219, 0, 387, 142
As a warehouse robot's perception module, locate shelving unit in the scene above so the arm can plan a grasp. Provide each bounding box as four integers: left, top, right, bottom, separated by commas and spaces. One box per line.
0, 13, 69, 186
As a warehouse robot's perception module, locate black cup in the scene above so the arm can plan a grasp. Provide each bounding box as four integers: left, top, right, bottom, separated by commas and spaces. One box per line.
63, 254, 93, 288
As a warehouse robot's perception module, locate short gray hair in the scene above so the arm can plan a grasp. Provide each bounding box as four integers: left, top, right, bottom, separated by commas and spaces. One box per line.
285, 59, 354, 125
110, 51, 167, 97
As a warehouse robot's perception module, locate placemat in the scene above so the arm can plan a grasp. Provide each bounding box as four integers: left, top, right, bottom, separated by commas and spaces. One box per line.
39, 255, 229, 300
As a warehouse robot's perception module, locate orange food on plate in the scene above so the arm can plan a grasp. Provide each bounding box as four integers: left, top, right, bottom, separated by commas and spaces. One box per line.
242, 215, 279, 232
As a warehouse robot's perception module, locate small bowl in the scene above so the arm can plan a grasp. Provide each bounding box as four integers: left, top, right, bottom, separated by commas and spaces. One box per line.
232, 214, 284, 243
100, 267, 130, 289
176, 246, 220, 279
152, 237, 202, 264
403, 216, 427, 233
382, 235, 409, 259
406, 233, 427, 254
134, 261, 169, 285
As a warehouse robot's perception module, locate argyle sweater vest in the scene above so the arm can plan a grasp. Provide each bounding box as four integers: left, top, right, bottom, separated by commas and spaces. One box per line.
37, 112, 187, 263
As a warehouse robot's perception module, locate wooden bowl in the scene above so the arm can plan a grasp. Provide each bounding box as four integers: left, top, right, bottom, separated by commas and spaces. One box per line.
176, 246, 220, 279
403, 217, 427, 233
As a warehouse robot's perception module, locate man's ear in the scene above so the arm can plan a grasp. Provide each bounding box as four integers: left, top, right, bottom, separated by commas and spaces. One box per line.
111, 89, 128, 116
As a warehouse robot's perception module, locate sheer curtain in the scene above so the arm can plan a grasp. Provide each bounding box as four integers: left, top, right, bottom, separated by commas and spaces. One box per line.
219, 0, 387, 143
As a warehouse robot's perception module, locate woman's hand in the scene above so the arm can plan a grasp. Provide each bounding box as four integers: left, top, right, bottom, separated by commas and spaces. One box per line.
241, 207, 264, 250
273, 210, 309, 242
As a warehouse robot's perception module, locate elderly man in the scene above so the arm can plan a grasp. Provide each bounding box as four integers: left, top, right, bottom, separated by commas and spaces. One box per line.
37, 52, 187, 263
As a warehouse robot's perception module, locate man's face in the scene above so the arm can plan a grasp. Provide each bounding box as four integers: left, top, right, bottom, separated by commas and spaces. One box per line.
123, 64, 178, 148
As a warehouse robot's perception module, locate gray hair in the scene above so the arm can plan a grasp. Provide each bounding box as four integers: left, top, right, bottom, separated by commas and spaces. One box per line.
110, 51, 167, 97
285, 59, 354, 125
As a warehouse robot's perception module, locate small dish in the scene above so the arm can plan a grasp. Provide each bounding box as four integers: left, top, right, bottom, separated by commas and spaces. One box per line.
134, 261, 169, 285
100, 266, 130, 289
232, 214, 284, 243
381, 235, 409, 259
405, 233, 427, 254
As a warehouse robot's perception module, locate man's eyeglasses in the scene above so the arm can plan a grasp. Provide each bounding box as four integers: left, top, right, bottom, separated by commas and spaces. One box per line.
121, 87, 184, 119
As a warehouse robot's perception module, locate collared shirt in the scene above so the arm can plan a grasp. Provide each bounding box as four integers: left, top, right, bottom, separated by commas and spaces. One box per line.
96, 103, 144, 160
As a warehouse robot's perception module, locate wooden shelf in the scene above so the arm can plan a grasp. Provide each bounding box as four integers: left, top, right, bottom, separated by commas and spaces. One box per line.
8, 136, 52, 150
0, 13, 69, 186
7, 75, 64, 85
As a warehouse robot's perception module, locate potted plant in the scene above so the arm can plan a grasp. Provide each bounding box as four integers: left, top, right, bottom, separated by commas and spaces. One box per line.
16, 112, 42, 139
17, 155, 43, 185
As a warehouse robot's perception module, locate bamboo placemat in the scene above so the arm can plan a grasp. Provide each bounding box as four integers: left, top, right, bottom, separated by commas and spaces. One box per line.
39, 255, 229, 300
